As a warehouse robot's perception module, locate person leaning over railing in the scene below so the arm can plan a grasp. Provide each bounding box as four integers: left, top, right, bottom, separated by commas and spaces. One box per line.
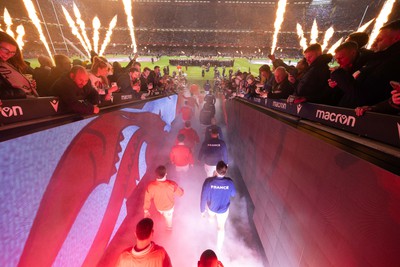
117, 66, 148, 100
288, 43, 333, 105
352, 20, 400, 107
0, 31, 38, 99
258, 66, 295, 100
355, 81, 400, 116
50, 65, 100, 115
89, 56, 119, 102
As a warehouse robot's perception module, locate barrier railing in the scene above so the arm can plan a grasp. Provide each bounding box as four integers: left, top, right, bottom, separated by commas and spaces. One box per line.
241, 97, 400, 149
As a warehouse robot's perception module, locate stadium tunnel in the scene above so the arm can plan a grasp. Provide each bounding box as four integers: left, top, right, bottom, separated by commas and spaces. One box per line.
0, 94, 399, 267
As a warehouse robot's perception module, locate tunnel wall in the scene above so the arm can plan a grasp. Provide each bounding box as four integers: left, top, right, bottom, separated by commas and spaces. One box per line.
0, 96, 177, 267
226, 100, 400, 267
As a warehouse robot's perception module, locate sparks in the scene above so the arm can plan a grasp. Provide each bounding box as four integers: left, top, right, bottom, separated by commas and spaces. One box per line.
73, 2, 92, 52
270, 0, 287, 55
22, 0, 53, 60
367, 0, 396, 49
92, 16, 101, 54
321, 26, 334, 51
310, 19, 319, 45
99, 16, 118, 56
122, 0, 138, 54
296, 23, 308, 51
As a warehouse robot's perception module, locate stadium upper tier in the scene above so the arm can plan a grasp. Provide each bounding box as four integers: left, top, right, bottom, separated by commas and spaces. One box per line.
1, 0, 399, 56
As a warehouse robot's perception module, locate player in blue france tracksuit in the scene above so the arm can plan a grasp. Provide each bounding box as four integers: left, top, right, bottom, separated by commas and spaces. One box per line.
198, 128, 228, 178
200, 161, 236, 251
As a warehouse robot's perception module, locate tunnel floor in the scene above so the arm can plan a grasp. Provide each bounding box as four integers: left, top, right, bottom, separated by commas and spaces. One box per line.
100, 93, 267, 267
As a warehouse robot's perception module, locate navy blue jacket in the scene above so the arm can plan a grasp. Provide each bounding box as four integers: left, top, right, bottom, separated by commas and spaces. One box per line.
198, 138, 228, 166
200, 176, 236, 213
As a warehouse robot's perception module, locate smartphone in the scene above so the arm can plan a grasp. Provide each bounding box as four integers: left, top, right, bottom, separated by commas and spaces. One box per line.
390, 81, 400, 92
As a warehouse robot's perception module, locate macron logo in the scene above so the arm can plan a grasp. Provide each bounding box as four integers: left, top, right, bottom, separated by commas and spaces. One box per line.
297, 104, 303, 114
50, 100, 59, 112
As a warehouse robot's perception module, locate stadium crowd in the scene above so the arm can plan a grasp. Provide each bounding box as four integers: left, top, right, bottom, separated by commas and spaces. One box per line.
224, 20, 400, 116
1, 19, 400, 117
0, 31, 188, 115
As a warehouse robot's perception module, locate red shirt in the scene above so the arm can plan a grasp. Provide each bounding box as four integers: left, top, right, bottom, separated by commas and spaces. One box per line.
170, 144, 194, 166
178, 127, 200, 149
179, 106, 193, 121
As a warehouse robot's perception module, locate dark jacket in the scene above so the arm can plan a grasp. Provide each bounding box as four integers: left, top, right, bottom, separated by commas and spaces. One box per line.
33, 66, 51, 97
330, 68, 356, 108
198, 137, 228, 166
117, 72, 142, 99
268, 78, 295, 99
354, 41, 400, 106
295, 54, 332, 103
50, 74, 99, 115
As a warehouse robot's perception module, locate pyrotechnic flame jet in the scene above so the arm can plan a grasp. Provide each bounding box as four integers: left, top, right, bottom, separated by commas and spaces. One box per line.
310, 19, 319, 44
357, 18, 375, 32
321, 26, 334, 51
22, 0, 53, 60
270, 0, 287, 55
99, 16, 118, 56
367, 0, 396, 49
296, 23, 308, 51
4, 8, 14, 38
1, 9, 25, 50
327, 37, 343, 54
122, 0, 138, 54
73, 2, 93, 52
62, 5, 91, 58
16, 25, 25, 50
93, 16, 101, 54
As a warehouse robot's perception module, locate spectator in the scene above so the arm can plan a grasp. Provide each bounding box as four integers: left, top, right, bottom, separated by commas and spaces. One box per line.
352, 19, 400, 106
198, 249, 224, 267
151, 65, 163, 88
140, 67, 153, 93
116, 218, 172, 267
117, 67, 145, 99
205, 117, 223, 141
108, 61, 123, 84
243, 74, 258, 99
328, 41, 360, 107
89, 56, 118, 101
259, 66, 294, 99
258, 64, 274, 92
198, 128, 228, 177
200, 161, 236, 251
143, 166, 184, 230
355, 81, 400, 116
345, 31, 374, 69
47, 54, 72, 91
178, 121, 200, 151
293, 43, 332, 104
170, 134, 194, 173
50, 65, 100, 115
33, 55, 53, 96
288, 58, 309, 84
0, 31, 38, 99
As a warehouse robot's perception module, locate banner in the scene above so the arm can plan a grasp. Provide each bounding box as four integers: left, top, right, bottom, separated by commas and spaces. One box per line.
248, 97, 400, 148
